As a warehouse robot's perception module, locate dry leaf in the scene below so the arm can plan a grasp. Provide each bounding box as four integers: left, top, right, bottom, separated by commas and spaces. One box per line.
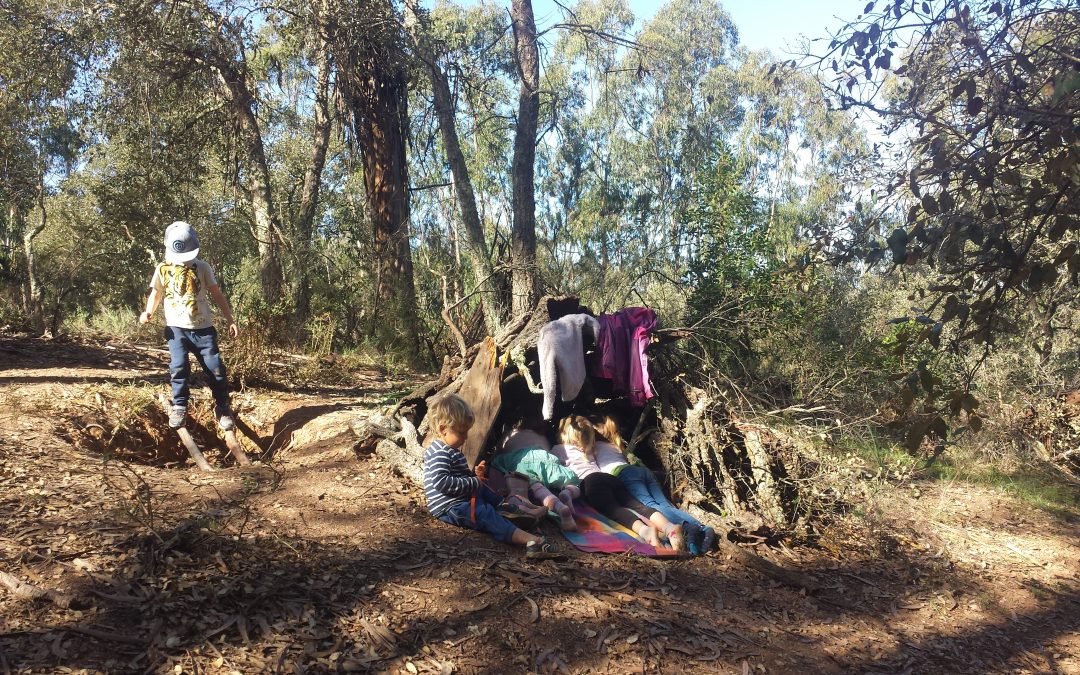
626, 634, 639, 644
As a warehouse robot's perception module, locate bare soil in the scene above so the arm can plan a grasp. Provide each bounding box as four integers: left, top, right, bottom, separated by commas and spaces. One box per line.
1, 335, 1078, 674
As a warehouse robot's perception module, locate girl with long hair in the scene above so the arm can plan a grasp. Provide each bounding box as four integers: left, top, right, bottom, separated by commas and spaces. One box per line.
556, 415, 687, 552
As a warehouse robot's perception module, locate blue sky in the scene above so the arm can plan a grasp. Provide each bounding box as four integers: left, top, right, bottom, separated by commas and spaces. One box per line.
530, 0, 860, 56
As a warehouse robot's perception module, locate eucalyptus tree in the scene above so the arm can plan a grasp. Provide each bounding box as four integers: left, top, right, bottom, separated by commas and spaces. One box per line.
632, 0, 741, 265
404, 0, 510, 331
509, 0, 542, 314
0, 0, 92, 332
100, 0, 287, 307
732, 50, 869, 260
326, 0, 421, 360
813, 0, 1080, 430
261, 1, 336, 325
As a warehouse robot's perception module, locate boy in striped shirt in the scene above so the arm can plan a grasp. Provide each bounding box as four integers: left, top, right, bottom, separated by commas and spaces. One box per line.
422, 394, 556, 558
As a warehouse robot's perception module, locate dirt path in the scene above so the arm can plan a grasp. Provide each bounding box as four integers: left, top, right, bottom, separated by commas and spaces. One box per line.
1, 336, 1078, 674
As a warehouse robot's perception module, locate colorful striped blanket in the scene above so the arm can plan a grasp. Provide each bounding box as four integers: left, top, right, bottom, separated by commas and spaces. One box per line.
559, 504, 682, 557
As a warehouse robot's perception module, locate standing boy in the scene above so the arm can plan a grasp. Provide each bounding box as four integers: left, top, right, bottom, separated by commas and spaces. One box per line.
139, 221, 238, 431
423, 394, 557, 558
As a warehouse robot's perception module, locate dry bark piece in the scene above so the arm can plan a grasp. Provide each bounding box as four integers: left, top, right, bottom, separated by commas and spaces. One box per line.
0, 570, 74, 608
455, 337, 505, 467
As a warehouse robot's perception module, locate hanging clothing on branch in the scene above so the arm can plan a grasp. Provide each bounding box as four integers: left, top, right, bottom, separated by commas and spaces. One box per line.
538, 313, 600, 420
593, 307, 658, 407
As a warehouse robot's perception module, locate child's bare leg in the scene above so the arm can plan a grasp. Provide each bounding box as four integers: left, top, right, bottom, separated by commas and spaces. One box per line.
505, 474, 547, 517
631, 519, 662, 546
647, 512, 686, 551
558, 484, 580, 510
532, 482, 576, 531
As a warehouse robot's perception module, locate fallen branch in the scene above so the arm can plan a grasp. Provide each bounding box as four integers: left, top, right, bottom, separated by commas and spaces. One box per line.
0, 570, 74, 608
714, 536, 819, 592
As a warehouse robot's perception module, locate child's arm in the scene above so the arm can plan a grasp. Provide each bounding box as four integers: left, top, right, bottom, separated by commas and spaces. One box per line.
207, 283, 238, 338
139, 288, 161, 325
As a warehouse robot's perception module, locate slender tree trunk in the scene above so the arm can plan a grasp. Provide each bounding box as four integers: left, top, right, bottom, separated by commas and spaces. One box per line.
23, 181, 46, 335
355, 58, 420, 360
295, 45, 333, 325
212, 60, 283, 307
405, 4, 507, 331
509, 0, 541, 316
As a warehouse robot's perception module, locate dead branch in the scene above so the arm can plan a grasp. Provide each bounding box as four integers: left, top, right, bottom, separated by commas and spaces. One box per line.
0, 570, 74, 608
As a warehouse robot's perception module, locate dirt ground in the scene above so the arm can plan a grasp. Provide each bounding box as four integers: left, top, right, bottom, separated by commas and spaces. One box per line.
1, 335, 1078, 674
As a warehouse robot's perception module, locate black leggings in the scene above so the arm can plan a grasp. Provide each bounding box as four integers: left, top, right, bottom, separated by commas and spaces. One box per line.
580, 472, 658, 530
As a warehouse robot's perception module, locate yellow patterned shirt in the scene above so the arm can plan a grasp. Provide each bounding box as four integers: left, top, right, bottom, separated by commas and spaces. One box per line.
149, 260, 217, 329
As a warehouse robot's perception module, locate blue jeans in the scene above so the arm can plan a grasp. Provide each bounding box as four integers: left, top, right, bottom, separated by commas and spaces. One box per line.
617, 466, 703, 530
437, 485, 517, 543
165, 326, 230, 411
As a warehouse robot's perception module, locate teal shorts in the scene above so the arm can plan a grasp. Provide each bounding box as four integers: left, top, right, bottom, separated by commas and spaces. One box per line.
491, 447, 580, 490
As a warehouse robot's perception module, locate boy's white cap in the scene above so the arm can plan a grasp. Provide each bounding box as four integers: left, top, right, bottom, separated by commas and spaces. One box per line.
164, 221, 200, 264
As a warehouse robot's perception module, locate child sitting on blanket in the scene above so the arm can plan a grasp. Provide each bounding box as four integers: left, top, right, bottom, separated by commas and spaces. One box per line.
590, 416, 715, 554
492, 423, 582, 531
422, 394, 556, 558
556, 415, 688, 553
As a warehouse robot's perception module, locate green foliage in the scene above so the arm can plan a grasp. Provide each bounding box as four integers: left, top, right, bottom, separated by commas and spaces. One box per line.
818, 0, 1080, 369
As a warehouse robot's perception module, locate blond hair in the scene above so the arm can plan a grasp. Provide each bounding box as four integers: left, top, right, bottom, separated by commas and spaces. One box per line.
592, 415, 626, 452
559, 415, 596, 459
429, 394, 474, 434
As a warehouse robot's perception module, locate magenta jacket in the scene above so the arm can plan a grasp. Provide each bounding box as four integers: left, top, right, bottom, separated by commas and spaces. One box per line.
592, 307, 657, 406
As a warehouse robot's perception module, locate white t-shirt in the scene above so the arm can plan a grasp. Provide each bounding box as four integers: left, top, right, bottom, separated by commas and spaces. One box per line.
150, 260, 218, 329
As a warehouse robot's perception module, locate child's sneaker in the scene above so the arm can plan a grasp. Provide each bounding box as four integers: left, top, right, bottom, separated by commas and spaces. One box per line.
169, 406, 187, 429
525, 538, 560, 560
216, 407, 235, 431
700, 526, 717, 553
497, 501, 539, 529
683, 523, 703, 556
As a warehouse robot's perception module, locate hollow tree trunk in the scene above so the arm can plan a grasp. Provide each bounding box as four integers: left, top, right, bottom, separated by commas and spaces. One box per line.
509, 0, 541, 316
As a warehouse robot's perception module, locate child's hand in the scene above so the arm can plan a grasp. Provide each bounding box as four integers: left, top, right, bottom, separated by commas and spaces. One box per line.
139, 311, 152, 325
227, 321, 239, 338
474, 460, 488, 480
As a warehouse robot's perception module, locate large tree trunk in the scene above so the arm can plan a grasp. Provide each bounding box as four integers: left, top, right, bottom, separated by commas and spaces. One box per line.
405, 4, 508, 332
354, 58, 420, 360
294, 45, 333, 325
509, 0, 541, 316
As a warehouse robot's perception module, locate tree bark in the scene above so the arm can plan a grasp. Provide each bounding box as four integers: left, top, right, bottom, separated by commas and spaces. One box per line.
294, 44, 333, 325
509, 0, 541, 316
214, 61, 283, 307
354, 58, 420, 360
405, 6, 507, 332
23, 180, 46, 335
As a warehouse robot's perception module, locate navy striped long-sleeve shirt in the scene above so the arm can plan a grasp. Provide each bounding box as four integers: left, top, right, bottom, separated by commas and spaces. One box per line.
422, 439, 480, 517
